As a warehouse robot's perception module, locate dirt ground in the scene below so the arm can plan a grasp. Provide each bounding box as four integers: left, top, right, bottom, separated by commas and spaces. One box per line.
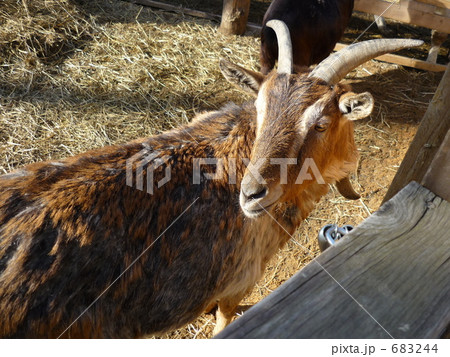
0, 0, 445, 338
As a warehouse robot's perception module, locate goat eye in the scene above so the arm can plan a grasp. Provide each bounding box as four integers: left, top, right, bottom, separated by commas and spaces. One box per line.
315, 124, 327, 132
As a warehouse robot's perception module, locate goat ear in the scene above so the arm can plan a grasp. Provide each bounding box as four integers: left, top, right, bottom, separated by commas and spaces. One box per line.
336, 176, 361, 200
339, 92, 374, 121
219, 59, 265, 97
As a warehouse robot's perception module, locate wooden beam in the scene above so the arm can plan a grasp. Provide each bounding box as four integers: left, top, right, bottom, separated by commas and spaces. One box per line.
334, 43, 447, 71
218, 0, 251, 35
354, 0, 450, 33
358, 52, 447, 72
417, 0, 450, 8
383, 64, 450, 203
217, 182, 450, 338
422, 129, 450, 201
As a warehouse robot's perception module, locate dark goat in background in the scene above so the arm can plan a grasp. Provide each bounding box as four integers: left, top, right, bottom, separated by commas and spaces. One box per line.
260, 0, 354, 74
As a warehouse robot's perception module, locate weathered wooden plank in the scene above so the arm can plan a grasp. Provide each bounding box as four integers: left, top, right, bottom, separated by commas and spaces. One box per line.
417, 0, 450, 9
217, 182, 450, 338
354, 0, 450, 33
383, 64, 450, 203
422, 129, 450, 201
368, 53, 447, 72
334, 43, 447, 71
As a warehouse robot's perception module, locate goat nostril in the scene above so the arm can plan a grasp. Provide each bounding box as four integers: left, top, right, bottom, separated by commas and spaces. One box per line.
246, 187, 268, 201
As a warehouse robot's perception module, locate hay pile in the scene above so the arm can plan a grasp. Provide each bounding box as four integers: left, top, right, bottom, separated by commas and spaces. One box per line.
0, 0, 90, 66
0, 0, 259, 173
0, 0, 441, 338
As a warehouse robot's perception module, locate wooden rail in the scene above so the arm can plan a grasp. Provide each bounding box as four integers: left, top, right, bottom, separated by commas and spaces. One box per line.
354, 0, 450, 33
216, 181, 450, 338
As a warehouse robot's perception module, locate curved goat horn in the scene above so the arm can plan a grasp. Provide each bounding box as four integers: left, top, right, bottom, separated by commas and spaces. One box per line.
266, 20, 293, 74
309, 39, 423, 84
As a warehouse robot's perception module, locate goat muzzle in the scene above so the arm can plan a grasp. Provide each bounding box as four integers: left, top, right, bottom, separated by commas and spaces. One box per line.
240, 178, 283, 218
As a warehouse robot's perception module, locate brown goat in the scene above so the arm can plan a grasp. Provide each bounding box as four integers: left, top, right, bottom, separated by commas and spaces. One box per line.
260, 0, 354, 74
0, 21, 421, 338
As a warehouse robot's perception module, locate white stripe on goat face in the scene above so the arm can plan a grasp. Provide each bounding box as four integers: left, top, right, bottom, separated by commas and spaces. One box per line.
255, 81, 270, 138
255, 81, 333, 136
254, 81, 334, 160
297, 94, 331, 136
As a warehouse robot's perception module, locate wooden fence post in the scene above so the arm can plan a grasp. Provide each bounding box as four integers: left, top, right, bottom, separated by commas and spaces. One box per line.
382, 65, 450, 203
218, 0, 251, 35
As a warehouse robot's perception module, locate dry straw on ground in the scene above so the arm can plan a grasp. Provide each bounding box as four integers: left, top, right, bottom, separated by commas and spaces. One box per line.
0, 0, 443, 338
0, 0, 260, 172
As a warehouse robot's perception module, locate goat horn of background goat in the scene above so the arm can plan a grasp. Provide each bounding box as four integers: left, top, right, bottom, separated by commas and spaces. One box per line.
266, 20, 293, 74
309, 39, 423, 84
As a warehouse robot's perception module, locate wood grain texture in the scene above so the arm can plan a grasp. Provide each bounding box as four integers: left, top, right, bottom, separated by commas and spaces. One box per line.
417, 0, 450, 9
217, 182, 450, 338
218, 0, 251, 35
383, 64, 450, 203
422, 129, 450, 201
354, 0, 450, 33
